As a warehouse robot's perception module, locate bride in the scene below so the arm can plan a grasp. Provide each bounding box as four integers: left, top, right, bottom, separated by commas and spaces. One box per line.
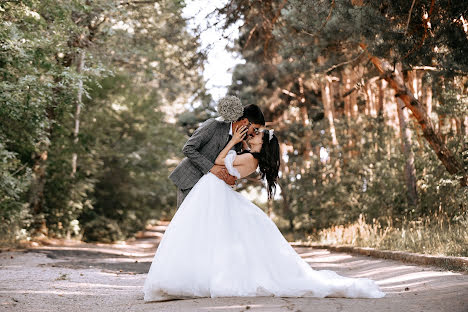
143, 125, 385, 301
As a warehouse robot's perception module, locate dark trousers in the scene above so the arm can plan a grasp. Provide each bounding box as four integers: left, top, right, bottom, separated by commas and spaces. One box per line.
176, 187, 192, 208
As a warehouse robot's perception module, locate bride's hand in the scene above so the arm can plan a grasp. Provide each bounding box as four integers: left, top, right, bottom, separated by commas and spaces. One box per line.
231, 125, 248, 144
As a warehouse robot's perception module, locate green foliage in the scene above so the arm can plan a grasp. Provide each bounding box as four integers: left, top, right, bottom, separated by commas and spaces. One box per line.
81, 215, 123, 243
0, 143, 32, 243
1, 0, 466, 254
0, 0, 206, 244
279, 0, 468, 73
78, 75, 186, 241
273, 114, 466, 233
218, 0, 467, 259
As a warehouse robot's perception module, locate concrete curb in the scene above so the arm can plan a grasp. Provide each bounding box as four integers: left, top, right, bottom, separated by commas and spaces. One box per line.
290, 242, 468, 272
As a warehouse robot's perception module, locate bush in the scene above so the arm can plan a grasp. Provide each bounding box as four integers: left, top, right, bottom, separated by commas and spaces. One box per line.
0, 143, 32, 246
81, 216, 123, 243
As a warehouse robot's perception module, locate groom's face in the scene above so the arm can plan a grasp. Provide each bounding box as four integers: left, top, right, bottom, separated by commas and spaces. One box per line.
247, 122, 262, 138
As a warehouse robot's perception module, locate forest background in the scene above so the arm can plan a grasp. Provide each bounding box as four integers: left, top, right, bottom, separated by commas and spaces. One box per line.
1, 0, 467, 256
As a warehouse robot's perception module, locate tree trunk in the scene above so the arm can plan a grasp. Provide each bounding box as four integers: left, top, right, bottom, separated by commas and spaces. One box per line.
29, 149, 49, 237
321, 77, 338, 146
365, 83, 371, 116
396, 97, 418, 207
341, 69, 354, 161
298, 77, 312, 160
29, 77, 61, 236
278, 180, 294, 230
278, 145, 296, 230
71, 51, 85, 177
375, 79, 385, 158
360, 44, 466, 186
343, 69, 352, 120
350, 70, 359, 118
377, 79, 384, 117
423, 85, 432, 116
463, 116, 468, 137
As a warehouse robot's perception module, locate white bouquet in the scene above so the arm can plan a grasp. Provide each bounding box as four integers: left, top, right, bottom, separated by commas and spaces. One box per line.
217, 96, 243, 122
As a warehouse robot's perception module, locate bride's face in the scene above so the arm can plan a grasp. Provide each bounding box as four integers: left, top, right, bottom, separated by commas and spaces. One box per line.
248, 131, 263, 153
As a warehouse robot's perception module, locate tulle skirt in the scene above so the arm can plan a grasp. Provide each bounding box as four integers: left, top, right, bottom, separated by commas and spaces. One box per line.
143, 173, 385, 301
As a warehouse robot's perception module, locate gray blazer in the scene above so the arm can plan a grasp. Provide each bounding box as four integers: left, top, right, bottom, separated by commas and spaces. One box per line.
169, 118, 232, 190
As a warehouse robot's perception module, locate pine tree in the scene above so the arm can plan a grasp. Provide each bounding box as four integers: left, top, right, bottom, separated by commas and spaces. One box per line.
216, 0, 467, 231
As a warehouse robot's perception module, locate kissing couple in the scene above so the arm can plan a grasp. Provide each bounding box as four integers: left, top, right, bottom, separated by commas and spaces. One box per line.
143, 96, 385, 302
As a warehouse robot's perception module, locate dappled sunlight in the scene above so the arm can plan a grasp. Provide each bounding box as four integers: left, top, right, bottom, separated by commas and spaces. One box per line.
61, 283, 141, 289
352, 264, 419, 279
308, 257, 388, 273
378, 271, 461, 285
138, 243, 158, 249
295, 249, 330, 257
1, 290, 97, 296
296, 249, 468, 297
304, 254, 353, 263
30, 246, 153, 258
1, 281, 141, 297
380, 279, 436, 291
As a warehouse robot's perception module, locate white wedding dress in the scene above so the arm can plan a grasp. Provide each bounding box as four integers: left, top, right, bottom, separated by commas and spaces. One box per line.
143, 151, 385, 301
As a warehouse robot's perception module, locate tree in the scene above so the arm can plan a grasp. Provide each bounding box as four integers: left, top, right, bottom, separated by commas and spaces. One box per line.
215, 0, 467, 232
0, 0, 208, 241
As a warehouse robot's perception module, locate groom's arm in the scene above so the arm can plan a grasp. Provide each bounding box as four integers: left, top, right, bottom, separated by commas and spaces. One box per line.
182, 119, 218, 174
183, 119, 236, 185
210, 164, 236, 185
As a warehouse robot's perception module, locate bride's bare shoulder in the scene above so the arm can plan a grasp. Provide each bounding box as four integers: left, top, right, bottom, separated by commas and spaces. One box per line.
234, 153, 258, 177
234, 153, 258, 167
236, 152, 255, 162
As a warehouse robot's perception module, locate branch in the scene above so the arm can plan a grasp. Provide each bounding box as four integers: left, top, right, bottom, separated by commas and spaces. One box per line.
272, 0, 288, 25
282, 89, 297, 98
323, 51, 365, 73
342, 81, 364, 97
410, 66, 468, 75
404, 0, 435, 58
243, 24, 258, 50
263, 0, 288, 58
341, 76, 381, 98
359, 42, 467, 185
301, 0, 335, 38
319, 0, 335, 34
405, 0, 417, 34
12, 163, 29, 176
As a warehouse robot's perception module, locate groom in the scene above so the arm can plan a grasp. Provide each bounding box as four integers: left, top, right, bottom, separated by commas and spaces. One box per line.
169, 104, 265, 208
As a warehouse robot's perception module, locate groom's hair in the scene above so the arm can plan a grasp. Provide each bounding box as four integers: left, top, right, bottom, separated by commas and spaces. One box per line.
238, 104, 265, 125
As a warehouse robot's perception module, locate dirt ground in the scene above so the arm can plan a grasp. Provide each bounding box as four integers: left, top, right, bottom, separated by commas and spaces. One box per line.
0, 224, 467, 312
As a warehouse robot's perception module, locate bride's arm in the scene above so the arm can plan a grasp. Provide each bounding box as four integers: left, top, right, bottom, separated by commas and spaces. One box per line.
214, 141, 237, 165
214, 125, 248, 165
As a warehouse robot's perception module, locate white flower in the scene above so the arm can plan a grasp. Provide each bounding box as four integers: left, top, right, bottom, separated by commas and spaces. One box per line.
268, 129, 275, 141
217, 96, 243, 122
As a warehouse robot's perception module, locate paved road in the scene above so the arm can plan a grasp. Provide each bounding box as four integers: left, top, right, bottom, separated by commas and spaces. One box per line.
0, 224, 467, 312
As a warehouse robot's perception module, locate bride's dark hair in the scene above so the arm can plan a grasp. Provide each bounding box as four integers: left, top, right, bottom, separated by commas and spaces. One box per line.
251, 130, 280, 199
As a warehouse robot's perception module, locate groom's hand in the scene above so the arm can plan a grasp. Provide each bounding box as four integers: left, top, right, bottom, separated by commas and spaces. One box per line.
210, 165, 236, 186
224, 174, 237, 186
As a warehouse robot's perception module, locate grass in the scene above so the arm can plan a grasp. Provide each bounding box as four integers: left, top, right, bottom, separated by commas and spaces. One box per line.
294, 214, 468, 258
